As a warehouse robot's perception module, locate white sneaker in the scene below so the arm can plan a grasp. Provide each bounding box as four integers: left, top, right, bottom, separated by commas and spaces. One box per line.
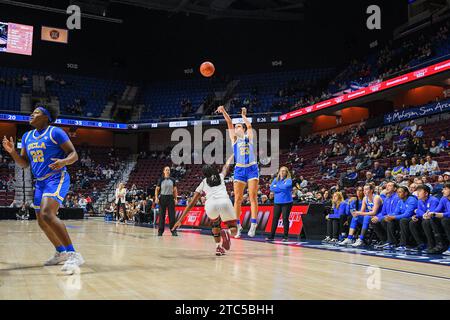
61, 252, 85, 273
352, 238, 364, 247
44, 251, 68, 266
235, 224, 243, 239
338, 238, 354, 246
322, 236, 331, 243
329, 238, 338, 244
247, 223, 257, 237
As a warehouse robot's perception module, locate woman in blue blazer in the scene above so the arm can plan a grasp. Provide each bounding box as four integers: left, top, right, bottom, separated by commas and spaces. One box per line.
267, 166, 293, 242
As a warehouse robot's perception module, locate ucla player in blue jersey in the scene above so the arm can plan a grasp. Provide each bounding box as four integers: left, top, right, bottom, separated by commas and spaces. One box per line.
2, 105, 84, 274
216, 105, 259, 238
338, 184, 383, 247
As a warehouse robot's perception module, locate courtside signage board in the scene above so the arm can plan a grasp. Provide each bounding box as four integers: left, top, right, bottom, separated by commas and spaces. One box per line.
160, 205, 309, 236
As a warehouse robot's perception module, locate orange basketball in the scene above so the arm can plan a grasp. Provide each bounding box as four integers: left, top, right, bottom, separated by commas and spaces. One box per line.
200, 61, 215, 77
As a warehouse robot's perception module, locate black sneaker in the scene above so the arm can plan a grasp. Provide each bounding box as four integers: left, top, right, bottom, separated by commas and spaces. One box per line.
265, 237, 274, 242
409, 244, 426, 252
282, 238, 289, 242
157, 232, 163, 236
427, 245, 446, 255
172, 231, 178, 237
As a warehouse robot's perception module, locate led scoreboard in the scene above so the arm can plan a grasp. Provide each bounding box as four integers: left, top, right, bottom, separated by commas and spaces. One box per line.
0, 113, 278, 130
0, 21, 33, 56
0, 113, 128, 130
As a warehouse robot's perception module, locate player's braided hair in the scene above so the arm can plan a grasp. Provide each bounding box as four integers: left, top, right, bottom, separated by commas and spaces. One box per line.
202, 165, 221, 188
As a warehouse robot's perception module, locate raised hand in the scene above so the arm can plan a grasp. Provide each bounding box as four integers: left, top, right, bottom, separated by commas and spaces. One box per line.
241, 107, 247, 117
2, 136, 15, 154
216, 105, 225, 114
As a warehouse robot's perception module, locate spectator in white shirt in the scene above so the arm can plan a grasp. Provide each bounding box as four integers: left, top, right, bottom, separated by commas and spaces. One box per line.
409, 120, 417, 132
408, 157, 421, 176
78, 196, 87, 213
369, 135, 378, 144
300, 176, 308, 188
417, 158, 426, 175
423, 155, 440, 176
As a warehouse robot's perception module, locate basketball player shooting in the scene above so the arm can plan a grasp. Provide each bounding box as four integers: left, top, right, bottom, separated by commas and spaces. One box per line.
216, 105, 260, 238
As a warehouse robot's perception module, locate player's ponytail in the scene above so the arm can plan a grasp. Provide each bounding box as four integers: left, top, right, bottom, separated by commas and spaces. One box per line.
202, 165, 221, 188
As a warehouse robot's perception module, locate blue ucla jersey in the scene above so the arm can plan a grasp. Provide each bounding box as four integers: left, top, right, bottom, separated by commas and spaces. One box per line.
233, 135, 256, 167
22, 126, 70, 179
365, 195, 382, 214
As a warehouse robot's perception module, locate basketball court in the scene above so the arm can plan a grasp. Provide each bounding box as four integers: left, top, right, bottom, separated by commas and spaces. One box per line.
1, 219, 449, 300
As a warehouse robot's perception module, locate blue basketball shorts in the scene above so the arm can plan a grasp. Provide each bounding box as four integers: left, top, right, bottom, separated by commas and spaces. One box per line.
234, 164, 259, 183
33, 171, 70, 212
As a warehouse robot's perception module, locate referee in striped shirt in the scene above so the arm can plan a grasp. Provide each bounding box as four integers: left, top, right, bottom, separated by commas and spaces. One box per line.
155, 166, 178, 236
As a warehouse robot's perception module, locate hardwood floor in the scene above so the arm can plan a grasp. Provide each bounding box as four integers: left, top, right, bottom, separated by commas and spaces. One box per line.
0, 219, 449, 300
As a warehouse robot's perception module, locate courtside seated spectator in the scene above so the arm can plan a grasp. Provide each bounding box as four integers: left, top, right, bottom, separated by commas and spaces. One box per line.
340, 167, 358, 187
372, 161, 385, 179
427, 183, 450, 255
408, 185, 440, 252
415, 126, 424, 138
408, 157, 422, 176
423, 155, 440, 176
323, 192, 347, 243
323, 163, 338, 180
439, 135, 449, 150
373, 186, 418, 250
392, 159, 406, 176
429, 140, 441, 156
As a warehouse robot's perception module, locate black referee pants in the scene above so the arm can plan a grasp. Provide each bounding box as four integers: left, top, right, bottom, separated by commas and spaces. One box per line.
158, 195, 176, 234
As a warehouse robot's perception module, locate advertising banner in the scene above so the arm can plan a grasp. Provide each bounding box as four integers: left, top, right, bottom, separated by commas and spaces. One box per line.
384, 99, 450, 124
158, 205, 309, 236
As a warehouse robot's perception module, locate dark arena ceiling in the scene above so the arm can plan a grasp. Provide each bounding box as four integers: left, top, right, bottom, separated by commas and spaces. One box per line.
0, 0, 307, 21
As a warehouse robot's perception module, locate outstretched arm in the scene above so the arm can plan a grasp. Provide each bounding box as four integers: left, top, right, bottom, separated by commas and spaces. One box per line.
241, 107, 253, 141
2, 136, 29, 168
221, 154, 234, 177
172, 192, 202, 231
216, 105, 236, 142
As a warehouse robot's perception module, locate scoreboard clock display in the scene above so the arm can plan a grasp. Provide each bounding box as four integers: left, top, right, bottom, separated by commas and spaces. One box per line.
0, 113, 128, 130
1, 113, 278, 130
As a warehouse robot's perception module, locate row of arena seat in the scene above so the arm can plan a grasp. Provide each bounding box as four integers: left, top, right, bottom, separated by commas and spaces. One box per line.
127, 112, 450, 199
